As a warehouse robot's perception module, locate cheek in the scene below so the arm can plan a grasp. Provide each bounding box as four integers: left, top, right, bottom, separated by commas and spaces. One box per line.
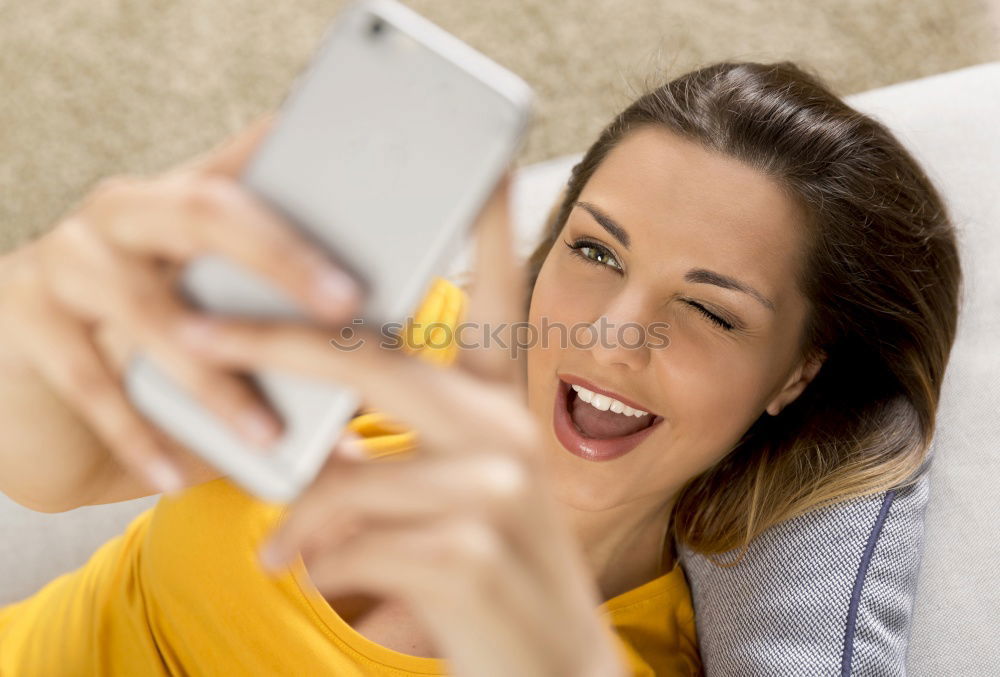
525, 253, 606, 419
529, 247, 607, 326
530, 254, 570, 319
525, 260, 566, 413
661, 346, 766, 421
649, 346, 771, 484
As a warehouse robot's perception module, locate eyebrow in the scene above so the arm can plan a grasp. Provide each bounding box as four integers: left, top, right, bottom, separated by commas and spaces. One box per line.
573, 200, 776, 312
575, 201, 631, 249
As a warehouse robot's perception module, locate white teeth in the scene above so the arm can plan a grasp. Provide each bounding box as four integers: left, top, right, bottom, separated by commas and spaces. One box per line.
570, 384, 649, 418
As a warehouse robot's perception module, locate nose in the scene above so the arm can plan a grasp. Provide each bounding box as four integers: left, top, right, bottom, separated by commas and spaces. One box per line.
584, 296, 655, 371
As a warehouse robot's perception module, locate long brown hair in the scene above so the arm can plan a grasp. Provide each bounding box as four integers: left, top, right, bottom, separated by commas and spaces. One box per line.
525, 61, 963, 563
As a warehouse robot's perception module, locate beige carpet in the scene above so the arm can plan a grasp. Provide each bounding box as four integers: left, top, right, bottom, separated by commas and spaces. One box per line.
2, 0, 997, 251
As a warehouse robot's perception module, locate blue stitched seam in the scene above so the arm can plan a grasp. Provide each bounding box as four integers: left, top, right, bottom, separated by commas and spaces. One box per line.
841, 488, 897, 676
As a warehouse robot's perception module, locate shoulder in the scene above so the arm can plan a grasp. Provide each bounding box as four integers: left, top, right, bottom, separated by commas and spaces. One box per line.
412, 276, 469, 332
345, 276, 469, 451
398, 276, 469, 366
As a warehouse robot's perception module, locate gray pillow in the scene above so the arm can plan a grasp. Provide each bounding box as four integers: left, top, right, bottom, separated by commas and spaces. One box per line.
678, 459, 931, 676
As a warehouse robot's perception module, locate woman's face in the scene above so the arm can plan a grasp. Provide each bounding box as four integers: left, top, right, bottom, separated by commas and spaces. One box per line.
526, 125, 823, 513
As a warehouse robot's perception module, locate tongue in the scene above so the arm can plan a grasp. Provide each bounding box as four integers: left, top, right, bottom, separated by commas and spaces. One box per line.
570, 394, 652, 439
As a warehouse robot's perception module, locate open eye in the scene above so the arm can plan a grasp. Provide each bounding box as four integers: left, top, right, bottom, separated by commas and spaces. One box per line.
563, 238, 623, 272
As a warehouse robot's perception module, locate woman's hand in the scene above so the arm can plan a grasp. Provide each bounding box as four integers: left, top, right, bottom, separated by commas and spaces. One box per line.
0, 117, 362, 497
175, 176, 628, 677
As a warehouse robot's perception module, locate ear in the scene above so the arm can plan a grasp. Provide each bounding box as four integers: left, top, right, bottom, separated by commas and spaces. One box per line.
766, 348, 827, 416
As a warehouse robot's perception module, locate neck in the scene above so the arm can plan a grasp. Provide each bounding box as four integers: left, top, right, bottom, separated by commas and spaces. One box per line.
561, 495, 677, 602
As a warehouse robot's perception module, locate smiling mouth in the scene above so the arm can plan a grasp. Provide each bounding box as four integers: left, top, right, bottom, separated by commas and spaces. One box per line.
563, 380, 663, 439
552, 379, 664, 462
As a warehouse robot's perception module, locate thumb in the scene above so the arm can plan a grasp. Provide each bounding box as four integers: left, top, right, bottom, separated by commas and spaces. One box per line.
179, 113, 276, 178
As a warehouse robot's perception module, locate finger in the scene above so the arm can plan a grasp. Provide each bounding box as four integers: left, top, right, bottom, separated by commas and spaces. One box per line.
85, 176, 362, 325
7, 292, 186, 495
297, 517, 569, 677
455, 171, 527, 392
110, 259, 284, 450
175, 316, 538, 458
38, 235, 284, 449
261, 451, 536, 568
176, 113, 277, 178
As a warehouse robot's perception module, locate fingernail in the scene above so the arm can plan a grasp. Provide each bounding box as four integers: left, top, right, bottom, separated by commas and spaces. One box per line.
146, 458, 184, 495
238, 410, 280, 448
177, 317, 219, 348
313, 268, 359, 315
259, 541, 289, 571
336, 436, 367, 460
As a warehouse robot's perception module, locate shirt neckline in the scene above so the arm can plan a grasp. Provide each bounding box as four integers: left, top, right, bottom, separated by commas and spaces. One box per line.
289, 553, 689, 672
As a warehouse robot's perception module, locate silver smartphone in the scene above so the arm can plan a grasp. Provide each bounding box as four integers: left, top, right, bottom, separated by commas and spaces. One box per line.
123, 0, 534, 503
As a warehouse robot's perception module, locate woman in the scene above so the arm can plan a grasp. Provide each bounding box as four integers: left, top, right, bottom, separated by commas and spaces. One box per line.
0, 61, 961, 675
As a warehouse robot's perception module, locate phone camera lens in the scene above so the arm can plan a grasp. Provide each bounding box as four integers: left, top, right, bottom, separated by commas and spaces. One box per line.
368, 17, 385, 37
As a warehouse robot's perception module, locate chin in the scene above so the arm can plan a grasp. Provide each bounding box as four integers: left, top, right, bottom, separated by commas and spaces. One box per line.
539, 436, 637, 511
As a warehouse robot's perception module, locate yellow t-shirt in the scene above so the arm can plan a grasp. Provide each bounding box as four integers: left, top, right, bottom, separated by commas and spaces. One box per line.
0, 276, 703, 676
